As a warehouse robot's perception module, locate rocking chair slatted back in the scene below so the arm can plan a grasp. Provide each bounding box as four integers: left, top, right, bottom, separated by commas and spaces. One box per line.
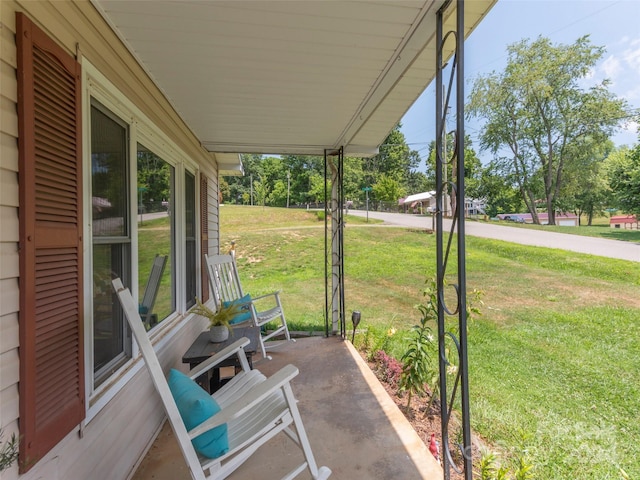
204, 254, 294, 360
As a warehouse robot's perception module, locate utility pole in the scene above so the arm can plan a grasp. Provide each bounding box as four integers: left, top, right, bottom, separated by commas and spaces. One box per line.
286, 171, 290, 208
362, 186, 372, 222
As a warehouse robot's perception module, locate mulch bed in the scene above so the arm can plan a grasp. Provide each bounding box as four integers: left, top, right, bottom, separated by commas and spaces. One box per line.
364, 353, 481, 479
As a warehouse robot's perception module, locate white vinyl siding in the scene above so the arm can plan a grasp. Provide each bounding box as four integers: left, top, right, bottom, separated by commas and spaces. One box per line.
0, 1, 218, 478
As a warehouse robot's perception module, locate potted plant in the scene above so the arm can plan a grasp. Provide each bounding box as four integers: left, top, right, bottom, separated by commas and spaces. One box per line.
190, 297, 242, 342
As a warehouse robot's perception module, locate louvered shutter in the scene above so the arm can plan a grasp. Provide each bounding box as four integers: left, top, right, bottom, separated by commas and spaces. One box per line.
16, 13, 84, 470
200, 174, 209, 301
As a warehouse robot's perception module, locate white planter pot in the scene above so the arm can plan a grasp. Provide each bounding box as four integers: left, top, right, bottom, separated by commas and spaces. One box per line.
209, 325, 229, 343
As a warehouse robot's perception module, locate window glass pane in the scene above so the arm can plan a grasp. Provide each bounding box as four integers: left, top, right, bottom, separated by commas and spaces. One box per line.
92, 243, 130, 384
137, 144, 175, 327
185, 170, 196, 308
91, 106, 128, 238
91, 100, 131, 386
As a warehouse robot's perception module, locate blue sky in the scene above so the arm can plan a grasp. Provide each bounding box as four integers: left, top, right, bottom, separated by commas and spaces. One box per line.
400, 0, 640, 166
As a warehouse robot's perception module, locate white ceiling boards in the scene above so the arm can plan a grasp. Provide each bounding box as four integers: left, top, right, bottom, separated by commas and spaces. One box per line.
92, 1, 495, 158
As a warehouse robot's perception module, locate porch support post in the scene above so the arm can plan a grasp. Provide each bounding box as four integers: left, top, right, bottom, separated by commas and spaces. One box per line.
324, 148, 346, 337
436, 1, 472, 478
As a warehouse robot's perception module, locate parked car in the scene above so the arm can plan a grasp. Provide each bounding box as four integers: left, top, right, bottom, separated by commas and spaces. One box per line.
504, 215, 525, 223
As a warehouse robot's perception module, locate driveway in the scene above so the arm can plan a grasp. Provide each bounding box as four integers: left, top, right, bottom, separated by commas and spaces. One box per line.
347, 210, 640, 263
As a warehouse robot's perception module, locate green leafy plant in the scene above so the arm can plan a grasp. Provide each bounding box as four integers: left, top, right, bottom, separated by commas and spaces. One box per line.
478, 449, 534, 480
399, 278, 484, 410
0, 429, 19, 472
190, 297, 243, 333
360, 319, 397, 362
399, 278, 438, 409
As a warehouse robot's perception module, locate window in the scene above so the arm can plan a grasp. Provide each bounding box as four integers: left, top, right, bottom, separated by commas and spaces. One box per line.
185, 170, 197, 308
83, 61, 207, 406
90, 100, 131, 386
137, 144, 175, 326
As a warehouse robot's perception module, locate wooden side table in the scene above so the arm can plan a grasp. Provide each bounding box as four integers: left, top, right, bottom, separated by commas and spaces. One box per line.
182, 325, 261, 393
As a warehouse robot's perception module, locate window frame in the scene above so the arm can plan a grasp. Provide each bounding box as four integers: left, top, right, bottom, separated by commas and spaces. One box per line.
82, 60, 202, 420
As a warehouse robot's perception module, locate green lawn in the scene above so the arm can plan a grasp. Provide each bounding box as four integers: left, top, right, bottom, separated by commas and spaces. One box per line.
220, 205, 640, 479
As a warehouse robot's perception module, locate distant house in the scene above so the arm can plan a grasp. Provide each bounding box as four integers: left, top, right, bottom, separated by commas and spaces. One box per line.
399, 191, 436, 213
497, 212, 579, 226
610, 215, 638, 229
465, 198, 487, 216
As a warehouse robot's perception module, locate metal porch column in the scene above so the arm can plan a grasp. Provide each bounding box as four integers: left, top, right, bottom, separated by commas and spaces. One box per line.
324, 148, 346, 337
436, 1, 472, 478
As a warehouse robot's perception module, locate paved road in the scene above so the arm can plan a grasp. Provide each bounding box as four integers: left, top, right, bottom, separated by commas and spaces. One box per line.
347, 210, 640, 263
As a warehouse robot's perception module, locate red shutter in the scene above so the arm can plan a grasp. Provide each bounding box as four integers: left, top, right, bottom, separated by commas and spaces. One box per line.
16, 13, 84, 470
200, 174, 209, 301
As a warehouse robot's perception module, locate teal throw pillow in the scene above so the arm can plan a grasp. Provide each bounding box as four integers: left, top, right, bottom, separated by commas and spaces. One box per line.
167, 369, 229, 458
222, 294, 252, 324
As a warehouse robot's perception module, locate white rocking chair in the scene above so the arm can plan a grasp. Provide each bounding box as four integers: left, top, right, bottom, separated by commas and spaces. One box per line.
112, 278, 330, 480
204, 254, 294, 360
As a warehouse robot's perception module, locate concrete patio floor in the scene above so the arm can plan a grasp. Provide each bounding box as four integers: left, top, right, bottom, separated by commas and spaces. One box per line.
131, 335, 442, 479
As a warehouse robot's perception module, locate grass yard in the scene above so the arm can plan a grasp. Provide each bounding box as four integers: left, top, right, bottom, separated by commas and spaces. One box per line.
220, 206, 640, 479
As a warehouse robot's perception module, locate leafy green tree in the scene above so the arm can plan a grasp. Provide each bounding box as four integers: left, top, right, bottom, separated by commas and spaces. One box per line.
558, 138, 613, 224
468, 35, 628, 224
373, 174, 405, 203
405, 170, 431, 197
267, 179, 288, 207
218, 176, 231, 203
282, 155, 324, 205
308, 173, 326, 204
137, 149, 171, 211
223, 153, 263, 204
364, 124, 422, 191
477, 161, 525, 217
607, 143, 640, 216
252, 175, 269, 206
343, 156, 365, 205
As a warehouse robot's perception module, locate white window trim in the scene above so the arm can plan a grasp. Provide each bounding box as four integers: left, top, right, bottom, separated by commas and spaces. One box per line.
81, 59, 201, 422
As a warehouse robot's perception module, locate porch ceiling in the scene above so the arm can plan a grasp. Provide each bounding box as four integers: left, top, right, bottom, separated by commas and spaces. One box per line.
91, 0, 495, 159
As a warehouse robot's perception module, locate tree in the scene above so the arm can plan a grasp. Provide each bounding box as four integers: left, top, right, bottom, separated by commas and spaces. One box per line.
267, 179, 288, 207
308, 173, 326, 204
364, 124, 421, 190
282, 155, 324, 205
373, 174, 405, 204
252, 175, 269, 206
468, 36, 628, 224
477, 160, 524, 217
559, 139, 613, 225
223, 153, 263, 204
343, 156, 365, 205
607, 144, 640, 216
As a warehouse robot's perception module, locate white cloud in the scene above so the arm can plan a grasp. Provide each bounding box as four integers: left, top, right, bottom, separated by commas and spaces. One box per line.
600, 55, 621, 79
621, 39, 640, 76
621, 120, 639, 134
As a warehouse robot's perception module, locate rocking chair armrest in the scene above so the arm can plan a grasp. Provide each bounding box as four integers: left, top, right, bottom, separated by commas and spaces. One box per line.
187, 337, 251, 380
249, 291, 282, 302
188, 364, 299, 438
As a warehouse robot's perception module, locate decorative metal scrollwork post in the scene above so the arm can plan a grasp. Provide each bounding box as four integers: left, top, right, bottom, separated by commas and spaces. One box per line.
324, 147, 346, 338
436, 1, 472, 478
